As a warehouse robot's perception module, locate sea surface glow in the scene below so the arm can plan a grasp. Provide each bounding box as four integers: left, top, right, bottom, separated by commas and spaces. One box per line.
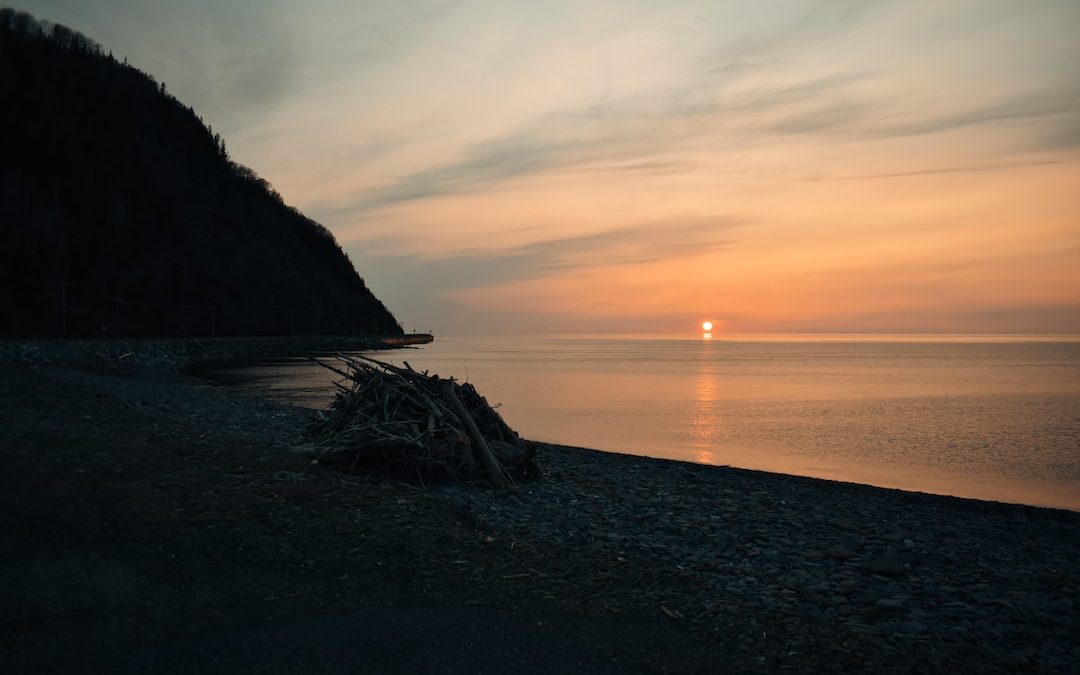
206, 334, 1080, 510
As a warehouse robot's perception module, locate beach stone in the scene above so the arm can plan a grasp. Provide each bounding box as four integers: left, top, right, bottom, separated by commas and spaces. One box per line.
898, 621, 927, 635
864, 551, 911, 576
876, 598, 905, 611
589, 530, 621, 542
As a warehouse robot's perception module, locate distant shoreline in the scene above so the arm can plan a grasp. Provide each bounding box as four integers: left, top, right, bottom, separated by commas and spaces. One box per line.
0, 333, 433, 372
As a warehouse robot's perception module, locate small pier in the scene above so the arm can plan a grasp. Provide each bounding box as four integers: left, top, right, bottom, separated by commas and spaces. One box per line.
380, 333, 434, 347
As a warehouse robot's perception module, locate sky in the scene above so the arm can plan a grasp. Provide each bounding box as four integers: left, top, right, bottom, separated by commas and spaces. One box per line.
18, 0, 1080, 334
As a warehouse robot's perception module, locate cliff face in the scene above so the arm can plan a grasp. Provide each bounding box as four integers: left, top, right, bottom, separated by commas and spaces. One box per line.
0, 9, 402, 337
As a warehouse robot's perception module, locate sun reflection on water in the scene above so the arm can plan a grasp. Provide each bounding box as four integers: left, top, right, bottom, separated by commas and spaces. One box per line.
689, 352, 721, 454
695, 448, 718, 464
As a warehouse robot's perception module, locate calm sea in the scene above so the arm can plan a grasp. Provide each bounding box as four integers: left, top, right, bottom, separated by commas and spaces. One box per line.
206, 334, 1080, 510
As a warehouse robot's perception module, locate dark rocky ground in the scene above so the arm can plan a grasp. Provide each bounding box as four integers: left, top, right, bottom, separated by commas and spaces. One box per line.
1, 339, 1078, 673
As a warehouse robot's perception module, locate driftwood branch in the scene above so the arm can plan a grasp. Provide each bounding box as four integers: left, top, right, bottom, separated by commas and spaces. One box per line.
443, 382, 510, 489
305, 354, 538, 487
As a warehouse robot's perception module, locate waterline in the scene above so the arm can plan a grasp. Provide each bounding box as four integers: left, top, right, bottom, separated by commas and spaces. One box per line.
204, 334, 1080, 510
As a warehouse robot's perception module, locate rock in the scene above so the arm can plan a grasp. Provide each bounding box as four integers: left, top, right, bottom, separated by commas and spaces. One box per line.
863, 551, 912, 576
876, 598, 905, 611
798, 587, 826, 603
898, 621, 927, 635
825, 548, 855, 560
589, 530, 621, 542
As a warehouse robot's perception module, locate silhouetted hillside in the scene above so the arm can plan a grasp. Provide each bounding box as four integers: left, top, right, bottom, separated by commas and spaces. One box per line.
0, 8, 402, 337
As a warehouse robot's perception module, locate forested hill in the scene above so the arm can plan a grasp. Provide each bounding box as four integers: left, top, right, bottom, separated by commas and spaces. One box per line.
0, 9, 402, 337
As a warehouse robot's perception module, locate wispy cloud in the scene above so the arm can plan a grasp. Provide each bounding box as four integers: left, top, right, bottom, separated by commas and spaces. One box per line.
325, 71, 878, 216
703, 0, 891, 71
505, 216, 742, 269
328, 63, 1078, 216
863, 87, 1080, 140
814, 159, 1065, 182
350, 214, 743, 293
325, 114, 655, 215
348, 214, 744, 333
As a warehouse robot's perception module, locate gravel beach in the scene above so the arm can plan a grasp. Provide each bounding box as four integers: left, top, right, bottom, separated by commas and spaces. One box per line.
2, 339, 1078, 673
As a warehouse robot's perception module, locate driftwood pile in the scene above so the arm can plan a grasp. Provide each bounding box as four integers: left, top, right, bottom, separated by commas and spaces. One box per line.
306, 354, 540, 488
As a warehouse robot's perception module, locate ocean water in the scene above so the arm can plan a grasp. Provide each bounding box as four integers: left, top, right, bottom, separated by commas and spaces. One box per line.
205, 334, 1080, 510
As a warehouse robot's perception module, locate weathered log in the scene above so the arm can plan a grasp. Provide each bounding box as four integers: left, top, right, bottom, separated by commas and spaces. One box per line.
444, 381, 510, 489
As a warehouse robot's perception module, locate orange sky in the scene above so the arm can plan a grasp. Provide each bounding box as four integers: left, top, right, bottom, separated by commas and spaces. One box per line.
28, 0, 1080, 333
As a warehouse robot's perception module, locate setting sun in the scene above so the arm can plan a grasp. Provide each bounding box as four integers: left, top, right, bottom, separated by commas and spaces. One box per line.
2, 5, 1079, 673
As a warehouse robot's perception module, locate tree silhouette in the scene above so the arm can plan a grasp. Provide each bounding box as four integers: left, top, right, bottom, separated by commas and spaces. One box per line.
0, 9, 402, 337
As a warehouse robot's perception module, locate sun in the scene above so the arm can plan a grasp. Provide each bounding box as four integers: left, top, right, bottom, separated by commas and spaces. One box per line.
701, 321, 713, 332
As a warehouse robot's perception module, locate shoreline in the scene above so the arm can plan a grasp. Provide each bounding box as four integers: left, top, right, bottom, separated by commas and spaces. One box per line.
557, 443, 1080, 516
2, 340, 1078, 672
561, 443, 1080, 515
7, 334, 1072, 515
181, 339, 1079, 514
0, 334, 432, 374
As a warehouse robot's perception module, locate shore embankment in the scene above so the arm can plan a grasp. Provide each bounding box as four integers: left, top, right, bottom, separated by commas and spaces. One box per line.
0, 334, 432, 371
1, 338, 1077, 673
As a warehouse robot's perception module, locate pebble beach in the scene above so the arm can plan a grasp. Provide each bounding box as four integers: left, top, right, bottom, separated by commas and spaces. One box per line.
2, 338, 1078, 673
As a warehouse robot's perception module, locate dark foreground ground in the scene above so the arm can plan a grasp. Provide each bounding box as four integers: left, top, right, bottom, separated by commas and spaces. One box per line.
1, 340, 1078, 673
